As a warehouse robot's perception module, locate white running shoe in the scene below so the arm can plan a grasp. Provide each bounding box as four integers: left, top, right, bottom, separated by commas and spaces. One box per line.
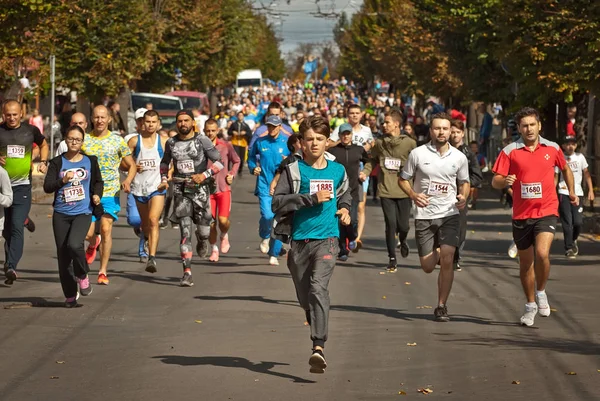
259, 239, 270, 254
536, 292, 551, 317
269, 256, 279, 266
508, 242, 518, 259
520, 303, 538, 327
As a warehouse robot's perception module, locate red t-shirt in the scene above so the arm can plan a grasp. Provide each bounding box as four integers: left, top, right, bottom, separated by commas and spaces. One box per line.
493, 137, 566, 220
209, 138, 241, 193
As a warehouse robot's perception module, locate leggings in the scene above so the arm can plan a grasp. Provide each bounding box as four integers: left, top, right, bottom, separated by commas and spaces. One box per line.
52, 213, 92, 298
233, 145, 247, 174
380, 197, 411, 260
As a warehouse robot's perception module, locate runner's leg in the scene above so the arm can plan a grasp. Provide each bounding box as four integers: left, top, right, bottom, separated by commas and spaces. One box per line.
98, 216, 114, 276
558, 194, 574, 252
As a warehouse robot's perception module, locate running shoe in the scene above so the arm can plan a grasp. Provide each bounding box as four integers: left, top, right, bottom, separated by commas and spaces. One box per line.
196, 239, 209, 258
434, 305, 450, 322
309, 349, 327, 374
279, 248, 287, 257
453, 261, 462, 272
269, 256, 279, 266
65, 296, 78, 308
565, 249, 576, 259
572, 240, 579, 256
180, 271, 194, 287
77, 275, 93, 296
85, 235, 101, 265
159, 218, 168, 229
4, 268, 17, 284
143, 240, 149, 256
520, 303, 538, 327
97, 273, 109, 285
400, 241, 410, 258
536, 292, 551, 317
220, 234, 231, 254
508, 242, 518, 259
387, 258, 397, 273
338, 254, 348, 262
139, 254, 148, 264
259, 239, 270, 254
209, 248, 219, 262
351, 239, 362, 254
348, 241, 357, 252
145, 256, 158, 273
24, 217, 36, 233
134, 227, 142, 238
172, 224, 179, 230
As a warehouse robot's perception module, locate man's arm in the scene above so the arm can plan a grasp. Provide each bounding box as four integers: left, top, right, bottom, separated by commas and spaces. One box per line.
271, 166, 317, 215
160, 139, 172, 180
121, 155, 136, 193
34, 128, 49, 173
561, 164, 578, 205
248, 139, 259, 173
584, 168, 595, 201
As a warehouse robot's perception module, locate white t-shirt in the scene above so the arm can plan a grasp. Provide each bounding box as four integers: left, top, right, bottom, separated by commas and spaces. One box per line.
558, 152, 588, 196
330, 124, 373, 145
400, 142, 469, 219
55, 140, 68, 156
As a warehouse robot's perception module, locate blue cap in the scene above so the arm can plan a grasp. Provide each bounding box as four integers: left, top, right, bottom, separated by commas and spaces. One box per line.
339, 123, 352, 134
266, 115, 282, 126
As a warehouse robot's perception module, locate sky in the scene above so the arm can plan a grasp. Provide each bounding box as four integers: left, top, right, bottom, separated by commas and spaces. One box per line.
253, 0, 360, 54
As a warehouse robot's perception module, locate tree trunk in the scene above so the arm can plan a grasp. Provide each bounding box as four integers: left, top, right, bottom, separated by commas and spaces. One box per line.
542, 102, 557, 142
592, 94, 600, 189
557, 100, 567, 140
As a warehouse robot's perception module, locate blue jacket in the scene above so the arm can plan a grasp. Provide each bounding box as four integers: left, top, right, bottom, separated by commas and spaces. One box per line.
248, 133, 290, 196
249, 123, 293, 150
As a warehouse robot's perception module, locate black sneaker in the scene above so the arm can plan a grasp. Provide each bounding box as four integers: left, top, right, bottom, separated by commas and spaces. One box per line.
572, 240, 579, 256
434, 305, 450, 322
309, 349, 327, 374
24, 217, 36, 233
565, 249, 576, 259
4, 268, 17, 284
145, 256, 158, 273
159, 218, 168, 229
400, 242, 410, 258
180, 271, 194, 287
453, 261, 462, 272
387, 258, 397, 273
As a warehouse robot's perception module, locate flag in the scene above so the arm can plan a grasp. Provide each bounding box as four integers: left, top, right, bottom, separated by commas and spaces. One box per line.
321, 66, 330, 80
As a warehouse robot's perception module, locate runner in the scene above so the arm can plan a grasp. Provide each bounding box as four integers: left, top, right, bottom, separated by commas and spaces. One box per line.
0, 166, 12, 233
129, 110, 168, 273
248, 102, 293, 150
398, 112, 470, 321
328, 123, 369, 261
557, 136, 594, 258
0, 99, 49, 284
360, 110, 416, 272
272, 115, 351, 374
158, 110, 223, 287
248, 115, 290, 266
204, 119, 241, 262
55, 112, 89, 156
227, 111, 251, 177
43, 125, 103, 307
82, 105, 137, 285
159, 129, 179, 230
492, 107, 578, 327
449, 119, 483, 271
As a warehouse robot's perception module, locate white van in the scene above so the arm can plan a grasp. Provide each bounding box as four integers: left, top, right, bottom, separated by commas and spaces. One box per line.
236, 70, 262, 94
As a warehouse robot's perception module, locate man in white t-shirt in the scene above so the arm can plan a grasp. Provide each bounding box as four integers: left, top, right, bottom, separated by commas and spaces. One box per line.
399, 112, 470, 322
557, 136, 594, 258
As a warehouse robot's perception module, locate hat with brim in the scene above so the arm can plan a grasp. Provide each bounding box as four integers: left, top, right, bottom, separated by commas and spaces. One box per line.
339, 123, 352, 134
266, 115, 282, 126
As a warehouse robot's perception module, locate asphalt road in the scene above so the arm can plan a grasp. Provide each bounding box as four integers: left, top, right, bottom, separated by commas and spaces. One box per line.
1, 176, 599, 401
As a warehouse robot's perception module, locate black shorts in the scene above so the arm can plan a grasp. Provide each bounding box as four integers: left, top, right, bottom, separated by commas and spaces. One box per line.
512, 216, 557, 250
415, 214, 460, 257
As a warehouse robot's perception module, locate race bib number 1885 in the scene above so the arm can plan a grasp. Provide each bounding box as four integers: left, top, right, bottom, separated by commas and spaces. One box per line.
310, 179, 334, 198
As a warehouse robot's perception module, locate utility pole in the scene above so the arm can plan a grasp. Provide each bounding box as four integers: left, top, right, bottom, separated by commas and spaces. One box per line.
49, 55, 56, 156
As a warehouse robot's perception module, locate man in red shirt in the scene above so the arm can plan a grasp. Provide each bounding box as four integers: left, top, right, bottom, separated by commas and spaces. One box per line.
204, 119, 241, 262
492, 107, 578, 327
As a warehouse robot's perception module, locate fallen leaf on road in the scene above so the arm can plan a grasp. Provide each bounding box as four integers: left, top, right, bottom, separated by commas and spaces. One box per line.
512, 380, 520, 385
498, 232, 502, 235
416, 305, 432, 309
50, 376, 59, 379
417, 388, 433, 394
398, 390, 407, 395
471, 230, 475, 234
55, 361, 65, 364
271, 329, 276, 332
303, 321, 309, 326
47, 215, 52, 218
407, 342, 417, 346
550, 308, 557, 312
115, 297, 120, 300
404, 282, 411, 285
382, 296, 387, 299
379, 272, 386, 275
566, 372, 577, 375
194, 320, 202, 324
254, 379, 259, 382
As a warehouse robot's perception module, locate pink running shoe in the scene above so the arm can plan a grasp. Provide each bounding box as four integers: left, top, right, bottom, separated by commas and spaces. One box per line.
220, 234, 230, 254
209, 248, 219, 262
85, 235, 101, 265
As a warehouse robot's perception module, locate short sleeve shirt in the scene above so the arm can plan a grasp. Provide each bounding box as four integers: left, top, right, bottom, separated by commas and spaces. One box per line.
493, 137, 566, 220
330, 124, 373, 145
82, 132, 131, 197
0, 122, 46, 186
558, 152, 588, 196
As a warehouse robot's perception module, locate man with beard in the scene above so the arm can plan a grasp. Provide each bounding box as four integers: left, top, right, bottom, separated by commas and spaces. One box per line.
399, 113, 470, 322
158, 110, 223, 287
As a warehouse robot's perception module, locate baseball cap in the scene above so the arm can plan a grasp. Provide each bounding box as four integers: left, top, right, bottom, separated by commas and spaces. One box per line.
339, 123, 352, 134
266, 115, 282, 126
134, 108, 148, 120
564, 136, 577, 143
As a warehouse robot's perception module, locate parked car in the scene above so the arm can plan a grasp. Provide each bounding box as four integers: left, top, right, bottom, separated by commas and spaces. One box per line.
128, 92, 183, 133
165, 91, 209, 112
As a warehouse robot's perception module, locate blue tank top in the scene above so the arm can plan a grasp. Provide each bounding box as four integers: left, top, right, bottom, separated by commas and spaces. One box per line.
54, 155, 92, 215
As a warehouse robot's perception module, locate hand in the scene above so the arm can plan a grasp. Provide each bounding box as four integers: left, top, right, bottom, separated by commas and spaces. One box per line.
121, 180, 132, 193
253, 167, 262, 176
505, 174, 517, 187
269, 182, 276, 196
315, 190, 332, 204
226, 174, 234, 185
38, 162, 48, 174
363, 142, 372, 152
412, 192, 430, 208
157, 181, 169, 191
455, 194, 467, 209
588, 191, 595, 202
92, 195, 101, 205
192, 173, 206, 184
570, 193, 580, 206
0, 156, 5, 166
62, 171, 75, 184
136, 163, 144, 173
359, 172, 367, 182
336, 208, 351, 225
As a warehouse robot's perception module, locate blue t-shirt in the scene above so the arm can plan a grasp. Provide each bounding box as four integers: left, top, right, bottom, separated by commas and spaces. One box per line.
54, 156, 92, 215
292, 160, 346, 240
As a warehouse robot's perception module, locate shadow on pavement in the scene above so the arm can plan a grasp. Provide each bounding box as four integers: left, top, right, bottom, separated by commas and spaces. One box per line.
152, 355, 316, 384
208, 270, 291, 278
0, 296, 65, 308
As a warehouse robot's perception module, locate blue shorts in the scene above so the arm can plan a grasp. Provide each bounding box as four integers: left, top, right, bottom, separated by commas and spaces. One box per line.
133, 190, 166, 204
362, 178, 370, 193
92, 195, 121, 222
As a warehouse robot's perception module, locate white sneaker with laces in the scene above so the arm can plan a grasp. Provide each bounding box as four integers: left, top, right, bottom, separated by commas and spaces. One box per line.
269, 256, 279, 266
259, 239, 270, 254
536, 292, 551, 317
520, 303, 538, 327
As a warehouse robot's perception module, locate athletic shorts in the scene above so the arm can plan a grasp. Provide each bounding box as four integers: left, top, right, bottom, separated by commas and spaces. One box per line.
92, 195, 120, 222
210, 191, 232, 219
512, 216, 557, 250
362, 177, 370, 193
415, 214, 460, 257
133, 189, 166, 204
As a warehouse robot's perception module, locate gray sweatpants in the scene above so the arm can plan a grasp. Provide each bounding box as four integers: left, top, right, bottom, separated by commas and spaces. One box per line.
288, 237, 338, 348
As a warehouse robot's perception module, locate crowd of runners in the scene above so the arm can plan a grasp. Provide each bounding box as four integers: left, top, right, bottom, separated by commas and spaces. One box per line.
0, 79, 594, 374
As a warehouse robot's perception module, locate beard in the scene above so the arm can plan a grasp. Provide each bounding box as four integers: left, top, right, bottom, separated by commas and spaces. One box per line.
178, 126, 192, 135
435, 137, 448, 146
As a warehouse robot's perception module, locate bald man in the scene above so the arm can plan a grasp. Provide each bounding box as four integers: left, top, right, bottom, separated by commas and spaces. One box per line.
55, 112, 88, 156
0, 100, 48, 284
81, 105, 136, 285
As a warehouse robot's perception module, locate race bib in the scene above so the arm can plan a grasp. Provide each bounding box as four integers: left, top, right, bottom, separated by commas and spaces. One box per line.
7, 145, 25, 159
384, 157, 402, 171
427, 181, 450, 197
139, 158, 157, 171
310, 179, 334, 198
177, 160, 195, 174
64, 184, 85, 202
521, 182, 542, 199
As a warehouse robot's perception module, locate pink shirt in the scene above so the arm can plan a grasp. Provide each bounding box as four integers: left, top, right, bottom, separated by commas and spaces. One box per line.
209, 139, 241, 193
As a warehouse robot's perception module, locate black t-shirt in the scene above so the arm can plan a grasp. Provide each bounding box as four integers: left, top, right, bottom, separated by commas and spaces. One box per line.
0, 122, 45, 185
